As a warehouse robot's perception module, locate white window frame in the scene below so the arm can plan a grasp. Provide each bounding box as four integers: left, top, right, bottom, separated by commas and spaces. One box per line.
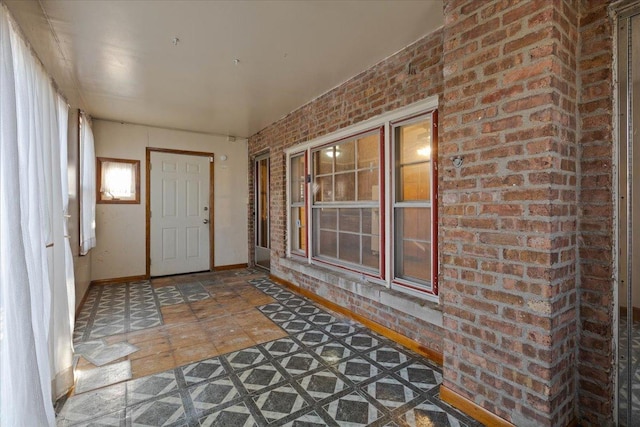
285, 97, 439, 301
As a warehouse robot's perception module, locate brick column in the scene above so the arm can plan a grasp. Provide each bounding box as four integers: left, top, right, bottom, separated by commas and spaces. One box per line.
440, 1, 580, 425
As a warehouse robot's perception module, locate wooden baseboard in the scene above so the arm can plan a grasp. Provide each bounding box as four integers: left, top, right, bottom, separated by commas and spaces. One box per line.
440, 386, 514, 427
90, 274, 148, 286
213, 263, 248, 271
75, 287, 91, 322
270, 274, 443, 365
620, 306, 640, 321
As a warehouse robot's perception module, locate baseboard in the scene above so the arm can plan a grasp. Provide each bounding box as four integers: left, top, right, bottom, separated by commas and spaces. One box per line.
90, 274, 148, 286
213, 263, 248, 271
270, 274, 443, 365
75, 285, 91, 319
440, 386, 514, 427
620, 305, 640, 321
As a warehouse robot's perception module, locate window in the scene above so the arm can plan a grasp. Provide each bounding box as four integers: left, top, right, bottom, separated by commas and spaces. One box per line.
290, 152, 307, 256
392, 112, 438, 294
286, 99, 438, 298
96, 157, 140, 204
311, 129, 383, 275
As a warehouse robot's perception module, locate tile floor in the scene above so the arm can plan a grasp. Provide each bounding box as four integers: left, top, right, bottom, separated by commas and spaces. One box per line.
57, 268, 482, 427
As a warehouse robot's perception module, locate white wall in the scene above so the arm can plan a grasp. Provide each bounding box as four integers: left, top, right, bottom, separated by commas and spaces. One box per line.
92, 120, 248, 281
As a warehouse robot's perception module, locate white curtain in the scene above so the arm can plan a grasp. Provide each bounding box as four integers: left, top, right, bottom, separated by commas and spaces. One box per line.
1, 4, 75, 425
79, 113, 96, 255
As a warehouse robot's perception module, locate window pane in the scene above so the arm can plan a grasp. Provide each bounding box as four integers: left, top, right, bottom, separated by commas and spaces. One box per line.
335, 172, 355, 201
314, 175, 333, 202
401, 207, 430, 241
361, 235, 379, 269
291, 155, 305, 204
319, 230, 337, 258
291, 206, 306, 253
316, 147, 334, 175
397, 119, 432, 164
357, 169, 378, 201
339, 232, 360, 264
339, 209, 360, 233
395, 207, 431, 283
400, 163, 430, 201
357, 134, 379, 169
335, 140, 355, 172
318, 208, 337, 230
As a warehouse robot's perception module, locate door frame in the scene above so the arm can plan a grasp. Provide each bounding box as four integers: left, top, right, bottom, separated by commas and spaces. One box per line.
146, 147, 215, 277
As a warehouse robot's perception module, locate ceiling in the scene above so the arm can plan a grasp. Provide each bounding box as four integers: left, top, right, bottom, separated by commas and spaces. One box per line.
5, 0, 443, 138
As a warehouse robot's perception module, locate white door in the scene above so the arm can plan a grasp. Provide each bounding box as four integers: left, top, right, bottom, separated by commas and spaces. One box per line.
150, 151, 211, 276
254, 154, 270, 270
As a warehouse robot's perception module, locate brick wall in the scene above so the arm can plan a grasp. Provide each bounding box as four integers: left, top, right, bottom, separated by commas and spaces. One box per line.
248, 30, 444, 352
577, 1, 615, 425
440, 1, 580, 425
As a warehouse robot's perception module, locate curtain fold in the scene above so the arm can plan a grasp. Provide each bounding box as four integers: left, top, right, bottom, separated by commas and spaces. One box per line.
79, 113, 96, 255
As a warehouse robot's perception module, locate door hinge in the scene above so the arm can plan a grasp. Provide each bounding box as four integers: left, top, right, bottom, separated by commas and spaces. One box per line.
210, 156, 214, 163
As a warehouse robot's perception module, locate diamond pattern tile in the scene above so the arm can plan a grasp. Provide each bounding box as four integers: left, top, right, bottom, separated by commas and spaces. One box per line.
127, 370, 179, 405
181, 357, 226, 386
189, 377, 241, 415
278, 352, 321, 376
127, 391, 186, 426
313, 342, 353, 365
198, 401, 257, 427
397, 400, 468, 427
261, 338, 301, 358
237, 361, 285, 393
336, 356, 382, 385
324, 390, 382, 426
368, 345, 410, 369
395, 362, 442, 392
297, 369, 348, 401
225, 347, 266, 371
365, 375, 418, 410
253, 384, 310, 423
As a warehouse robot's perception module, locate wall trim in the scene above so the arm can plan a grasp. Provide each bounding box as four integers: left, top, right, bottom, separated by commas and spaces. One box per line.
90, 275, 148, 286
270, 274, 443, 365
214, 263, 248, 271
440, 386, 514, 427
75, 285, 92, 319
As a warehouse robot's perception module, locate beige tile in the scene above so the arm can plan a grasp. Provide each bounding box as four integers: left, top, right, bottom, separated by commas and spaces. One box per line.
173, 343, 217, 366
128, 337, 172, 360
130, 351, 175, 378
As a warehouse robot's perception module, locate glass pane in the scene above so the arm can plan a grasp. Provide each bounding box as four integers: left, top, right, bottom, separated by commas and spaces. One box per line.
361, 235, 379, 269
397, 119, 432, 164
401, 240, 430, 282
335, 172, 356, 201
258, 158, 269, 248
315, 148, 334, 175
357, 133, 379, 169
357, 169, 378, 201
319, 230, 337, 258
291, 207, 306, 252
400, 163, 430, 201
339, 209, 360, 233
335, 140, 355, 172
290, 155, 305, 204
339, 232, 360, 264
401, 208, 431, 241
318, 208, 337, 230
314, 175, 333, 202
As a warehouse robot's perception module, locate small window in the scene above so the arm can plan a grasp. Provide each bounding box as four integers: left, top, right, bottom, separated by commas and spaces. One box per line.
97, 157, 140, 204
290, 152, 307, 256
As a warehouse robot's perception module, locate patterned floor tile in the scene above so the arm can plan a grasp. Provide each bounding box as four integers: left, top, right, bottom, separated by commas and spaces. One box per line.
127, 391, 187, 426
367, 345, 410, 369
127, 370, 179, 405
323, 390, 383, 426
297, 369, 349, 401
224, 347, 266, 371
335, 356, 382, 385
261, 338, 301, 358
268, 310, 298, 324
278, 351, 321, 376
282, 298, 307, 309
56, 409, 125, 427
364, 375, 418, 410
198, 401, 257, 427
292, 304, 321, 317
281, 319, 313, 334
394, 362, 442, 392
294, 329, 332, 347
307, 312, 338, 326
313, 342, 353, 365
83, 342, 139, 366
396, 400, 469, 427
57, 383, 126, 425
237, 361, 285, 393
280, 409, 335, 427
189, 377, 241, 415
252, 383, 310, 423
181, 357, 226, 386
257, 303, 285, 314
325, 322, 360, 338
75, 360, 132, 394
342, 332, 381, 352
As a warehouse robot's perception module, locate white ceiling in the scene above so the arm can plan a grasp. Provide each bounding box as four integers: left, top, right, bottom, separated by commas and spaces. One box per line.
5, 0, 443, 138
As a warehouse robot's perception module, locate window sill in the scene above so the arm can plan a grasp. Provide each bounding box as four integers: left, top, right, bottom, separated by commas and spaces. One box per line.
279, 257, 442, 328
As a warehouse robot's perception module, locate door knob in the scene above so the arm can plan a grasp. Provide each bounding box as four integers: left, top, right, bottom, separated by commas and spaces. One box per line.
203, 219, 209, 224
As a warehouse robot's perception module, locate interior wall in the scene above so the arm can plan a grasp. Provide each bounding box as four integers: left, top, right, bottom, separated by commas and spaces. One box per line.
67, 108, 91, 309
91, 120, 248, 282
